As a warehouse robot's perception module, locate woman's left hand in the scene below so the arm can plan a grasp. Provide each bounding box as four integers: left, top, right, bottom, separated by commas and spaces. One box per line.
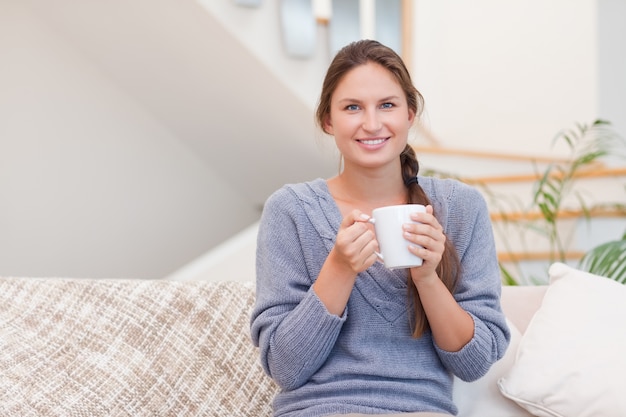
403, 205, 446, 284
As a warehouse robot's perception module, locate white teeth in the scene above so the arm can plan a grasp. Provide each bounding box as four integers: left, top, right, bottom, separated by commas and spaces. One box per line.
360, 138, 385, 145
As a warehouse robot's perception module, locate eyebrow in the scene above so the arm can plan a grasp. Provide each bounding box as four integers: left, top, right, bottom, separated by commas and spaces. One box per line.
336, 95, 402, 104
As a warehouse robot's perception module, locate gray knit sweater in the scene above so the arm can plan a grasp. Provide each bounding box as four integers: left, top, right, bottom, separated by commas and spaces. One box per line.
250, 177, 510, 417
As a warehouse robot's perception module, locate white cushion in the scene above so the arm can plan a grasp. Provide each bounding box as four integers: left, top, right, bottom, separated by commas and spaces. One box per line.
498, 262, 626, 417
454, 318, 533, 417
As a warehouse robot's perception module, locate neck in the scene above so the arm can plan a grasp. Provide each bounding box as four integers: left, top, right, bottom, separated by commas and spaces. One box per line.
331, 164, 407, 207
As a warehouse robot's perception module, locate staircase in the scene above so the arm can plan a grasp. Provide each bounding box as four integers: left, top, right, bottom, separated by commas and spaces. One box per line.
167, 1, 626, 284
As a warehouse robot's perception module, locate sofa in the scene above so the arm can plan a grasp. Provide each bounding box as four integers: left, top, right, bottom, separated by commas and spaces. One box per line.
1, 262, 624, 417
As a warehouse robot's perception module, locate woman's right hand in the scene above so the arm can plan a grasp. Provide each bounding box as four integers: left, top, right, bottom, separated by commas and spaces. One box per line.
313, 210, 379, 316
331, 209, 379, 274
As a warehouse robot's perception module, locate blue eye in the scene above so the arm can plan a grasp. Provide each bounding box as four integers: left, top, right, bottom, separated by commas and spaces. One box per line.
381, 102, 394, 109
346, 104, 360, 111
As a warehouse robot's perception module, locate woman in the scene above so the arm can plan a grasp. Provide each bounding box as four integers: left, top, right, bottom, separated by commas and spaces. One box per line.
250, 40, 510, 417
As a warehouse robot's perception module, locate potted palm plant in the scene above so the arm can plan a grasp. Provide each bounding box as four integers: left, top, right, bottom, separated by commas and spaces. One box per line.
421, 119, 625, 285
500, 119, 626, 284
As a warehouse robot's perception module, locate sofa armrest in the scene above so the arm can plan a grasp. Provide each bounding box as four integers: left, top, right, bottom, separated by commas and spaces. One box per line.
500, 285, 547, 333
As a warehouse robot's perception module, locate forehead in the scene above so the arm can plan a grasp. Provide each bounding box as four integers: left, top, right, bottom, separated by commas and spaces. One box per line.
333, 62, 403, 100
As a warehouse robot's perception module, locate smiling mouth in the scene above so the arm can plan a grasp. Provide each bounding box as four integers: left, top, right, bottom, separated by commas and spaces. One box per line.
358, 138, 388, 145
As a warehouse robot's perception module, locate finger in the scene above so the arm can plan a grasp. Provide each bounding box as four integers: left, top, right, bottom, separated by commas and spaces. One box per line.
338, 227, 379, 272
336, 212, 376, 255
409, 244, 442, 270
408, 209, 443, 233
341, 209, 371, 229
360, 235, 381, 268
403, 221, 443, 242
405, 226, 446, 248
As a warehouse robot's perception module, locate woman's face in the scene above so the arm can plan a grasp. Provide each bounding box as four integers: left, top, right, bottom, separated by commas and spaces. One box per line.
324, 62, 415, 171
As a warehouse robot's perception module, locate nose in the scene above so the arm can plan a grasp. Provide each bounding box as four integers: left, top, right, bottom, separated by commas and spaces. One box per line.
362, 109, 382, 132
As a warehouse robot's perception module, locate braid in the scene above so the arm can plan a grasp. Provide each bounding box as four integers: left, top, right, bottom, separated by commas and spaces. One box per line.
400, 145, 461, 337
401, 145, 420, 187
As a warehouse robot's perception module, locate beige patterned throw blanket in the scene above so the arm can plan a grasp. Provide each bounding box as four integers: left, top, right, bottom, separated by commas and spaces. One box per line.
0, 278, 277, 416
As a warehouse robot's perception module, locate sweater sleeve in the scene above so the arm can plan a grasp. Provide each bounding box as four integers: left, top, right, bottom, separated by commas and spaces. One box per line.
431, 181, 511, 382
250, 186, 345, 390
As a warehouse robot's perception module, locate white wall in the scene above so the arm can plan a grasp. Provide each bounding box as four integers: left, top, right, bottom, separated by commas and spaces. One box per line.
597, 0, 626, 149
0, 3, 259, 279
412, 0, 598, 157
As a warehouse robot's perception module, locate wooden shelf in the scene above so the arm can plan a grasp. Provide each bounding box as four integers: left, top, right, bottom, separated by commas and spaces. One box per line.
498, 251, 586, 262
467, 167, 626, 185
490, 207, 626, 222
413, 145, 571, 164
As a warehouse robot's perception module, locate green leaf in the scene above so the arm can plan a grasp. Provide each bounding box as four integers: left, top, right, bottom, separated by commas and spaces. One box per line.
579, 237, 626, 284
499, 264, 519, 286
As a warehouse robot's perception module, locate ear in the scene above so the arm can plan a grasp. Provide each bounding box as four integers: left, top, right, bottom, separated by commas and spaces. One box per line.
408, 108, 416, 124
323, 116, 334, 135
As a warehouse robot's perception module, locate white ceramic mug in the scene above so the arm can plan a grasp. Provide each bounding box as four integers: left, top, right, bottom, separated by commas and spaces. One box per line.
368, 204, 426, 269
